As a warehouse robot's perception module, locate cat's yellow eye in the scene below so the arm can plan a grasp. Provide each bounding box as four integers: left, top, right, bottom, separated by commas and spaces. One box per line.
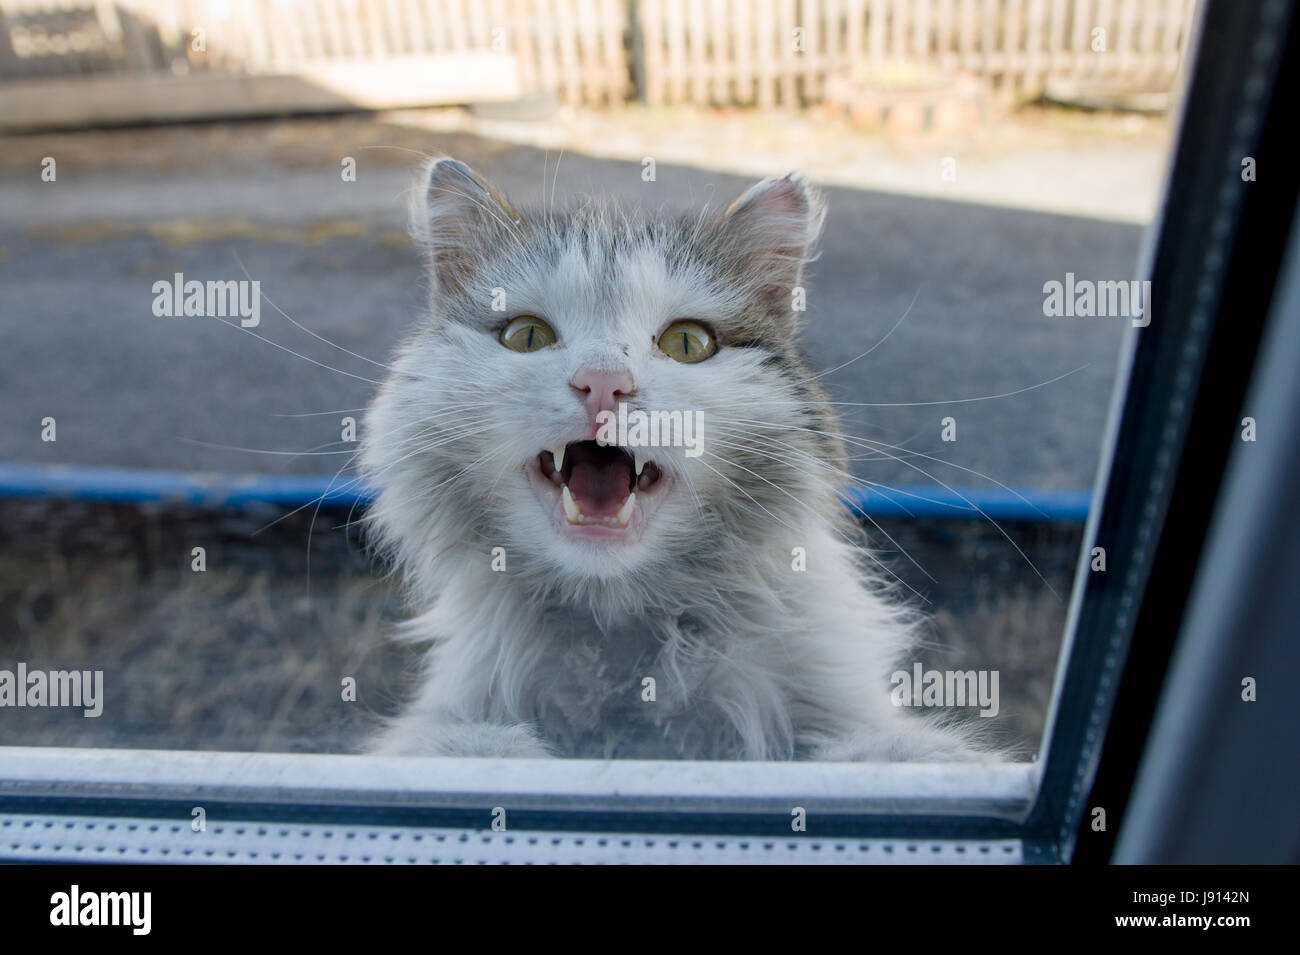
657, 320, 716, 364
500, 316, 557, 352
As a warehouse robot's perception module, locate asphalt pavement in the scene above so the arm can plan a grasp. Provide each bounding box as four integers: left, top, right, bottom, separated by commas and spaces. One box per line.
0, 122, 1140, 499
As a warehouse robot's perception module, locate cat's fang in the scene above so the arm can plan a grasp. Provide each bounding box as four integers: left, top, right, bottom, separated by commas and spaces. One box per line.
634, 453, 646, 476
636, 461, 661, 491
616, 492, 636, 526
552, 444, 566, 474
561, 485, 581, 523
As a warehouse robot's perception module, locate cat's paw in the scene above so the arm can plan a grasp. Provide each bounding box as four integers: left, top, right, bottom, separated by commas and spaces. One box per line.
371, 720, 555, 758
812, 718, 999, 763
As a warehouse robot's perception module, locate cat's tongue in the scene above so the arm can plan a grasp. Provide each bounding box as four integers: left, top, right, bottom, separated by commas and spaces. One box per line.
567, 448, 633, 516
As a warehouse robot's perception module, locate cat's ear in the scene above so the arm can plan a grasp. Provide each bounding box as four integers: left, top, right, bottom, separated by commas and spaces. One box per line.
719, 173, 826, 309
411, 157, 519, 296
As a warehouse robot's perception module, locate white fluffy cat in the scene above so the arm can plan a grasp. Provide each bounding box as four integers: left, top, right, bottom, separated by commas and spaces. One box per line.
360, 157, 988, 761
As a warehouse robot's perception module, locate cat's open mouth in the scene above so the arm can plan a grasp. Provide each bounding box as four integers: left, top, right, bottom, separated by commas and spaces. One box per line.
528, 440, 669, 540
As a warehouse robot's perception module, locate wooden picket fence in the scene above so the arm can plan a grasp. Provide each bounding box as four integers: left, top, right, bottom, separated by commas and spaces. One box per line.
639, 0, 1200, 107
0, 0, 1198, 121
0, 0, 633, 107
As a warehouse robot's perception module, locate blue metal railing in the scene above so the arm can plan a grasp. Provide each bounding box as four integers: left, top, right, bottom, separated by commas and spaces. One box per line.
0, 462, 1092, 523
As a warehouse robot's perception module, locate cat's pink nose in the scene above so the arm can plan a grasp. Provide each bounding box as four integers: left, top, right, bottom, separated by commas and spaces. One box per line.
571, 367, 636, 417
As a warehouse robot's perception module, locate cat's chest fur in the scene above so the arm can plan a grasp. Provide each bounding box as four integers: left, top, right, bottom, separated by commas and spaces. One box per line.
521, 607, 757, 759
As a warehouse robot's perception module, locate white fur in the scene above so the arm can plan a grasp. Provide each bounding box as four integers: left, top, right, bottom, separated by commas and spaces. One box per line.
360, 160, 992, 761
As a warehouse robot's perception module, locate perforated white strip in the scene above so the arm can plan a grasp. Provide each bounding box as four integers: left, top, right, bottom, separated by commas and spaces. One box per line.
1, 814, 1022, 865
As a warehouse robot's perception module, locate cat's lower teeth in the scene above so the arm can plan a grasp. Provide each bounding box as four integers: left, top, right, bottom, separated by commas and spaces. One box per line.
560, 485, 637, 528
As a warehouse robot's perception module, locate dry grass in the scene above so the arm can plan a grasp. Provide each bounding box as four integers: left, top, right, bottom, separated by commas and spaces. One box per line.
0, 499, 1075, 756
0, 499, 415, 752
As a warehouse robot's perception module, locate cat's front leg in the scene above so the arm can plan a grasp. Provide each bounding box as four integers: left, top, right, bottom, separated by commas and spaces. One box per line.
369, 715, 554, 758
810, 713, 996, 763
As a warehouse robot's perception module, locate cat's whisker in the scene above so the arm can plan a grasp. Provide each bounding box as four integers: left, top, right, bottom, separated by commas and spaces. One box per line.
704, 437, 937, 587
709, 423, 944, 490
177, 437, 359, 457
305, 445, 370, 593
682, 188, 719, 258
818, 364, 1090, 408
842, 431, 1050, 520
851, 483, 918, 519
828, 434, 1059, 599
706, 431, 937, 581
675, 457, 706, 515
356, 143, 440, 163
706, 429, 940, 527
706, 416, 1058, 597
246, 415, 490, 538
716, 413, 1048, 520
845, 445, 940, 462
260, 429, 450, 542
201, 310, 386, 385
301, 411, 495, 589
807, 285, 921, 381
334, 415, 473, 548
703, 449, 930, 605
549, 147, 564, 216
300, 411, 497, 590
853, 421, 935, 457
359, 445, 505, 534
541, 149, 549, 214
233, 252, 397, 372
251, 469, 367, 538
336, 481, 371, 540
371, 424, 500, 461
691, 455, 804, 538
270, 408, 369, 418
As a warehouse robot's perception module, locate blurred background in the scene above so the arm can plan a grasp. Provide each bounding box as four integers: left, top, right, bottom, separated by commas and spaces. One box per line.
0, 0, 1197, 755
